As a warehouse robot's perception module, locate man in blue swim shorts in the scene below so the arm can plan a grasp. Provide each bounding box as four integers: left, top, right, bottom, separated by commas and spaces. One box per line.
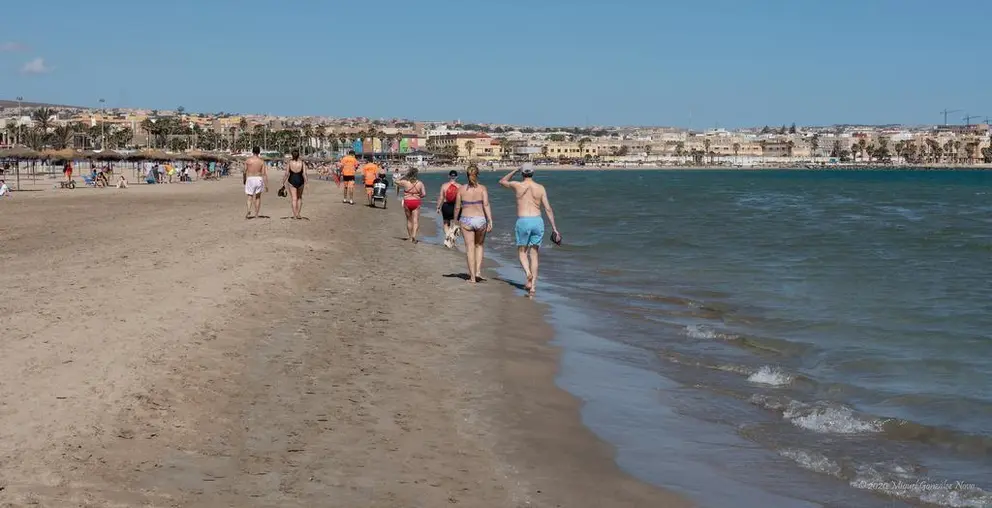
500, 163, 560, 296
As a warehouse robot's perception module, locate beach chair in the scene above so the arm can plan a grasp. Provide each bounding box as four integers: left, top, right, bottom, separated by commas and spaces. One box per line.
83, 175, 97, 187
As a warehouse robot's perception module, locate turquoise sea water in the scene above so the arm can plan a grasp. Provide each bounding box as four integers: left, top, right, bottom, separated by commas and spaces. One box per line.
421, 169, 992, 507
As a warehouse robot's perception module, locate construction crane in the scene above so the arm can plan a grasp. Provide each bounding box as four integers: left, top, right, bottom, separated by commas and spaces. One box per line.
940, 109, 961, 125
963, 114, 984, 126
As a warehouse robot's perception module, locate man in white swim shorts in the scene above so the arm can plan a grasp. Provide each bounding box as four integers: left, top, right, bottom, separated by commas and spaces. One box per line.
243, 146, 269, 219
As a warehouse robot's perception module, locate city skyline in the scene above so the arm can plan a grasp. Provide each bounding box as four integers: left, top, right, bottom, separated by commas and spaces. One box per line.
1, 0, 990, 128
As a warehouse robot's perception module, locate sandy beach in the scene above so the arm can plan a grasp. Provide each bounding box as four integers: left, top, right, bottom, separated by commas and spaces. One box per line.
0, 178, 689, 507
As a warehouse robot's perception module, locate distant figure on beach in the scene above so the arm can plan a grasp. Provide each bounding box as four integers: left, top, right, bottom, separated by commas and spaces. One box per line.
244, 146, 269, 219
396, 167, 427, 243
437, 170, 461, 248
63, 161, 73, 184
361, 158, 381, 206
116, 175, 128, 189
456, 164, 493, 283
338, 150, 359, 204
499, 163, 560, 296
282, 149, 307, 219
0, 179, 11, 197
392, 167, 402, 196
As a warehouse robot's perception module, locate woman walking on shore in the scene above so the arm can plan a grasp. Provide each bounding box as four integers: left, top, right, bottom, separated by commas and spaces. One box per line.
456, 164, 493, 283
436, 170, 461, 248
282, 149, 307, 219
397, 167, 427, 243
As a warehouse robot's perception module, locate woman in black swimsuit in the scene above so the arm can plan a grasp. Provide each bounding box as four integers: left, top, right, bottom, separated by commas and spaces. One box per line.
282, 149, 308, 219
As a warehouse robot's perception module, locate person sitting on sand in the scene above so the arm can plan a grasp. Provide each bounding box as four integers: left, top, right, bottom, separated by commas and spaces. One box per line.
0, 179, 11, 197
244, 146, 269, 219
116, 175, 128, 189
456, 164, 493, 283
396, 167, 427, 243
499, 163, 560, 297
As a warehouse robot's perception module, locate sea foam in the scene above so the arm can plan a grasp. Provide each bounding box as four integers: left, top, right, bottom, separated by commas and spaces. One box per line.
750, 395, 882, 434
747, 366, 794, 386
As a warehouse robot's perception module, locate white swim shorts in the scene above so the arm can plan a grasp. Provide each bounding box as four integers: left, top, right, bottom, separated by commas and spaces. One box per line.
245, 176, 264, 195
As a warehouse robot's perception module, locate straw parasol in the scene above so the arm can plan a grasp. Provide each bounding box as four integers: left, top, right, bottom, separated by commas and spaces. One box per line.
0, 147, 42, 160
84, 150, 123, 161
131, 149, 171, 161
40, 148, 80, 161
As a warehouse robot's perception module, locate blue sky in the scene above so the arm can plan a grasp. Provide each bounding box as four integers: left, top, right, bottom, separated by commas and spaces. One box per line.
1, 0, 989, 128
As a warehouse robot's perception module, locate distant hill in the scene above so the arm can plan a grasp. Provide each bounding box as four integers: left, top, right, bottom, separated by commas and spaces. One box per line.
0, 99, 87, 109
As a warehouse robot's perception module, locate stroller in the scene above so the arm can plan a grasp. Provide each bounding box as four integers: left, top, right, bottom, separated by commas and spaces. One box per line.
370, 177, 388, 208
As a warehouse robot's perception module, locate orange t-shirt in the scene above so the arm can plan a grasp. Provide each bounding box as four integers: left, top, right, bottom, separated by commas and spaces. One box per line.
362, 163, 380, 185
339, 155, 358, 176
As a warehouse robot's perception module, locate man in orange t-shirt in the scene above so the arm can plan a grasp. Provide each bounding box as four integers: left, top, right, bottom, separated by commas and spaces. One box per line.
361, 159, 381, 206
338, 150, 359, 204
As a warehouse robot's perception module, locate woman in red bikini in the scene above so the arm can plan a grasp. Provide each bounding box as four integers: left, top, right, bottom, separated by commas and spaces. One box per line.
396, 167, 427, 243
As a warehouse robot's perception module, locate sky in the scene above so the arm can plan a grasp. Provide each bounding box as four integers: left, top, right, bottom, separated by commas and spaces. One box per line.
1, 0, 990, 128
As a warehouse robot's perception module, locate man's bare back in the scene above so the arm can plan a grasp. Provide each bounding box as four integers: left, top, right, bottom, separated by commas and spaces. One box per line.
512, 180, 547, 217
245, 156, 266, 178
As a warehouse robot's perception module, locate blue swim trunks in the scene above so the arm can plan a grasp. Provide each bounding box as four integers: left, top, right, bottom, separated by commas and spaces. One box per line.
515, 216, 545, 246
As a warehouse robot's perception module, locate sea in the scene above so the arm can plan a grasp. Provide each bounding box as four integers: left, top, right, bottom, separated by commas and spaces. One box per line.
418, 169, 992, 508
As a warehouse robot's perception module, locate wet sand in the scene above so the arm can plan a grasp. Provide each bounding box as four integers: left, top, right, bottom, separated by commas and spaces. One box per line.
0, 179, 690, 507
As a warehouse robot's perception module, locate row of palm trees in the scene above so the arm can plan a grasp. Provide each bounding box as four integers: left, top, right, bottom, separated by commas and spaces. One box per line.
829, 137, 992, 164
3, 108, 419, 157
2, 107, 134, 151
139, 116, 414, 156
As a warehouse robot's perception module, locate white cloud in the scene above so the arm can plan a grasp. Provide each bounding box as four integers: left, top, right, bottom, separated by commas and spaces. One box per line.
0, 41, 26, 52
21, 57, 53, 75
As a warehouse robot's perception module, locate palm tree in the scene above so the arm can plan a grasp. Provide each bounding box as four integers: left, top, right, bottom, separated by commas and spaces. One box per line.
464, 140, 475, 160
703, 138, 711, 160
578, 137, 590, 157
965, 140, 979, 163
856, 138, 868, 162
675, 141, 685, 162
541, 145, 549, 159
32, 108, 55, 133
24, 127, 47, 150
732, 142, 741, 163
51, 124, 75, 150
239, 118, 250, 150
114, 127, 133, 150
302, 123, 314, 154
499, 138, 512, 160
315, 125, 327, 152
809, 135, 820, 162
366, 126, 378, 157
786, 140, 795, 159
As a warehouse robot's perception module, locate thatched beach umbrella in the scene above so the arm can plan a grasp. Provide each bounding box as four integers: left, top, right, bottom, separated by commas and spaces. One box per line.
84, 150, 123, 161
40, 148, 79, 161
0, 147, 41, 160
134, 149, 171, 161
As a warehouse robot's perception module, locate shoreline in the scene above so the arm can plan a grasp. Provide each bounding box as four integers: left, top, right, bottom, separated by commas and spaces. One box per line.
0, 178, 689, 506
417, 163, 992, 172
